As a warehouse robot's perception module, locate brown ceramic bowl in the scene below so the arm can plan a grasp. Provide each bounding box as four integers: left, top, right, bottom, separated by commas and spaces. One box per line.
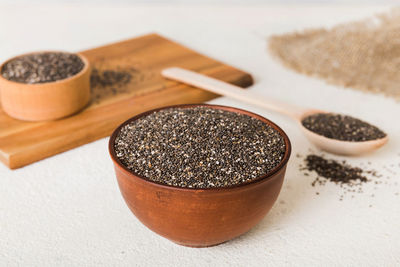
0, 51, 91, 121
109, 104, 291, 247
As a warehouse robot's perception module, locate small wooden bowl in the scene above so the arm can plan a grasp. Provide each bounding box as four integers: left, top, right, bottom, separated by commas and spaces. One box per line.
0, 51, 91, 121
109, 104, 291, 247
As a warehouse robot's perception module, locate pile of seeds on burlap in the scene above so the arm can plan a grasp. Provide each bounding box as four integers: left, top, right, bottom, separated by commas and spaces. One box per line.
1, 52, 84, 84
114, 106, 286, 188
301, 113, 386, 142
269, 8, 400, 100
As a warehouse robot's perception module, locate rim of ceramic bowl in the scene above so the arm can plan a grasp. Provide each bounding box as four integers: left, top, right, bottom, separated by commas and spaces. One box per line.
0, 51, 90, 86
109, 104, 291, 191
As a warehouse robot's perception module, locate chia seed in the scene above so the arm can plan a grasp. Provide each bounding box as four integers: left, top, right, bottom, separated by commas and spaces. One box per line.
114, 106, 286, 188
90, 68, 133, 89
90, 66, 141, 103
1, 52, 84, 84
297, 153, 400, 201
304, 154, 368, 186
301, 113, 386, 142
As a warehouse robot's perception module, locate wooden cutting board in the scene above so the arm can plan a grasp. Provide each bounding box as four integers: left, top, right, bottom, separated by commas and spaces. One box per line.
0, 33, 253, 169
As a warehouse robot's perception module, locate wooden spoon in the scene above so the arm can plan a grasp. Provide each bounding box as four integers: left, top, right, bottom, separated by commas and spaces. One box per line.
161, 67, 388, 156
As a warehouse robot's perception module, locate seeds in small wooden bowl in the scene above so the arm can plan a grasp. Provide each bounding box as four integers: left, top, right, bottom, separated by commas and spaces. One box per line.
0, 51, 90, 121
114, 106, 286, 188
1, 52, 85, 84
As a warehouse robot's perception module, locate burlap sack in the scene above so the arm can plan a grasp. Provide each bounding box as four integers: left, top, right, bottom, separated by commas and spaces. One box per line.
269, 9, 400, 100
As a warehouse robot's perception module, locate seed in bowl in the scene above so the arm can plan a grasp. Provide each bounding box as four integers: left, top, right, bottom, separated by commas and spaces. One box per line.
114, 106, 286, 188
1, 52, 84, 84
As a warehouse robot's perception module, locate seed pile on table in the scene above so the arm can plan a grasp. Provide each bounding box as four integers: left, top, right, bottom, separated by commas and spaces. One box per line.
297, 152, 399, 200
90, 68, 133, 89
1, 52, 84, 84
301, 113, 386, 142
90, 67, 137, 103
304, 155, 369, 186
114, 107, 286, 188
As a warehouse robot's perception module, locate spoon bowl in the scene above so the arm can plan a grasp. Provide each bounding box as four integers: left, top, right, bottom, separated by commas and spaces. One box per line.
162, 67, 388, 155
299, 110, 388, 156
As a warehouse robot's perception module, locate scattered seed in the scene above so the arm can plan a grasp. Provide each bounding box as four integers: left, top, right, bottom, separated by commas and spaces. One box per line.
304, 154, 369, 185
90, 67, 135, 102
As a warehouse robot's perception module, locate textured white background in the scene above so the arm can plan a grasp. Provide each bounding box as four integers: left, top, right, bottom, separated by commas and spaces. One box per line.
0, 0, 399, 4
1, 4, 400, 267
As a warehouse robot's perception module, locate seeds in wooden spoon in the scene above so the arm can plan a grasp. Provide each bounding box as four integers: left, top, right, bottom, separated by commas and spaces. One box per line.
1, 52, 84, 84
301, 113, 386, 142
114, 107, 286, 188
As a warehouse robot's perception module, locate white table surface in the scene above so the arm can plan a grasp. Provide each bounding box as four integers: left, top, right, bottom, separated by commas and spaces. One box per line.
1, 4, 399, 267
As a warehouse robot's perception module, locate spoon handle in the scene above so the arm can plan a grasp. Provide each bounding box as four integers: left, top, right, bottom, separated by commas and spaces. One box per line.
162, 67, 307, 120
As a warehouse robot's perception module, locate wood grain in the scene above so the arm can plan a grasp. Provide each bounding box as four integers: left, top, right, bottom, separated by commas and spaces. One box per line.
0, 33, 253, 169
